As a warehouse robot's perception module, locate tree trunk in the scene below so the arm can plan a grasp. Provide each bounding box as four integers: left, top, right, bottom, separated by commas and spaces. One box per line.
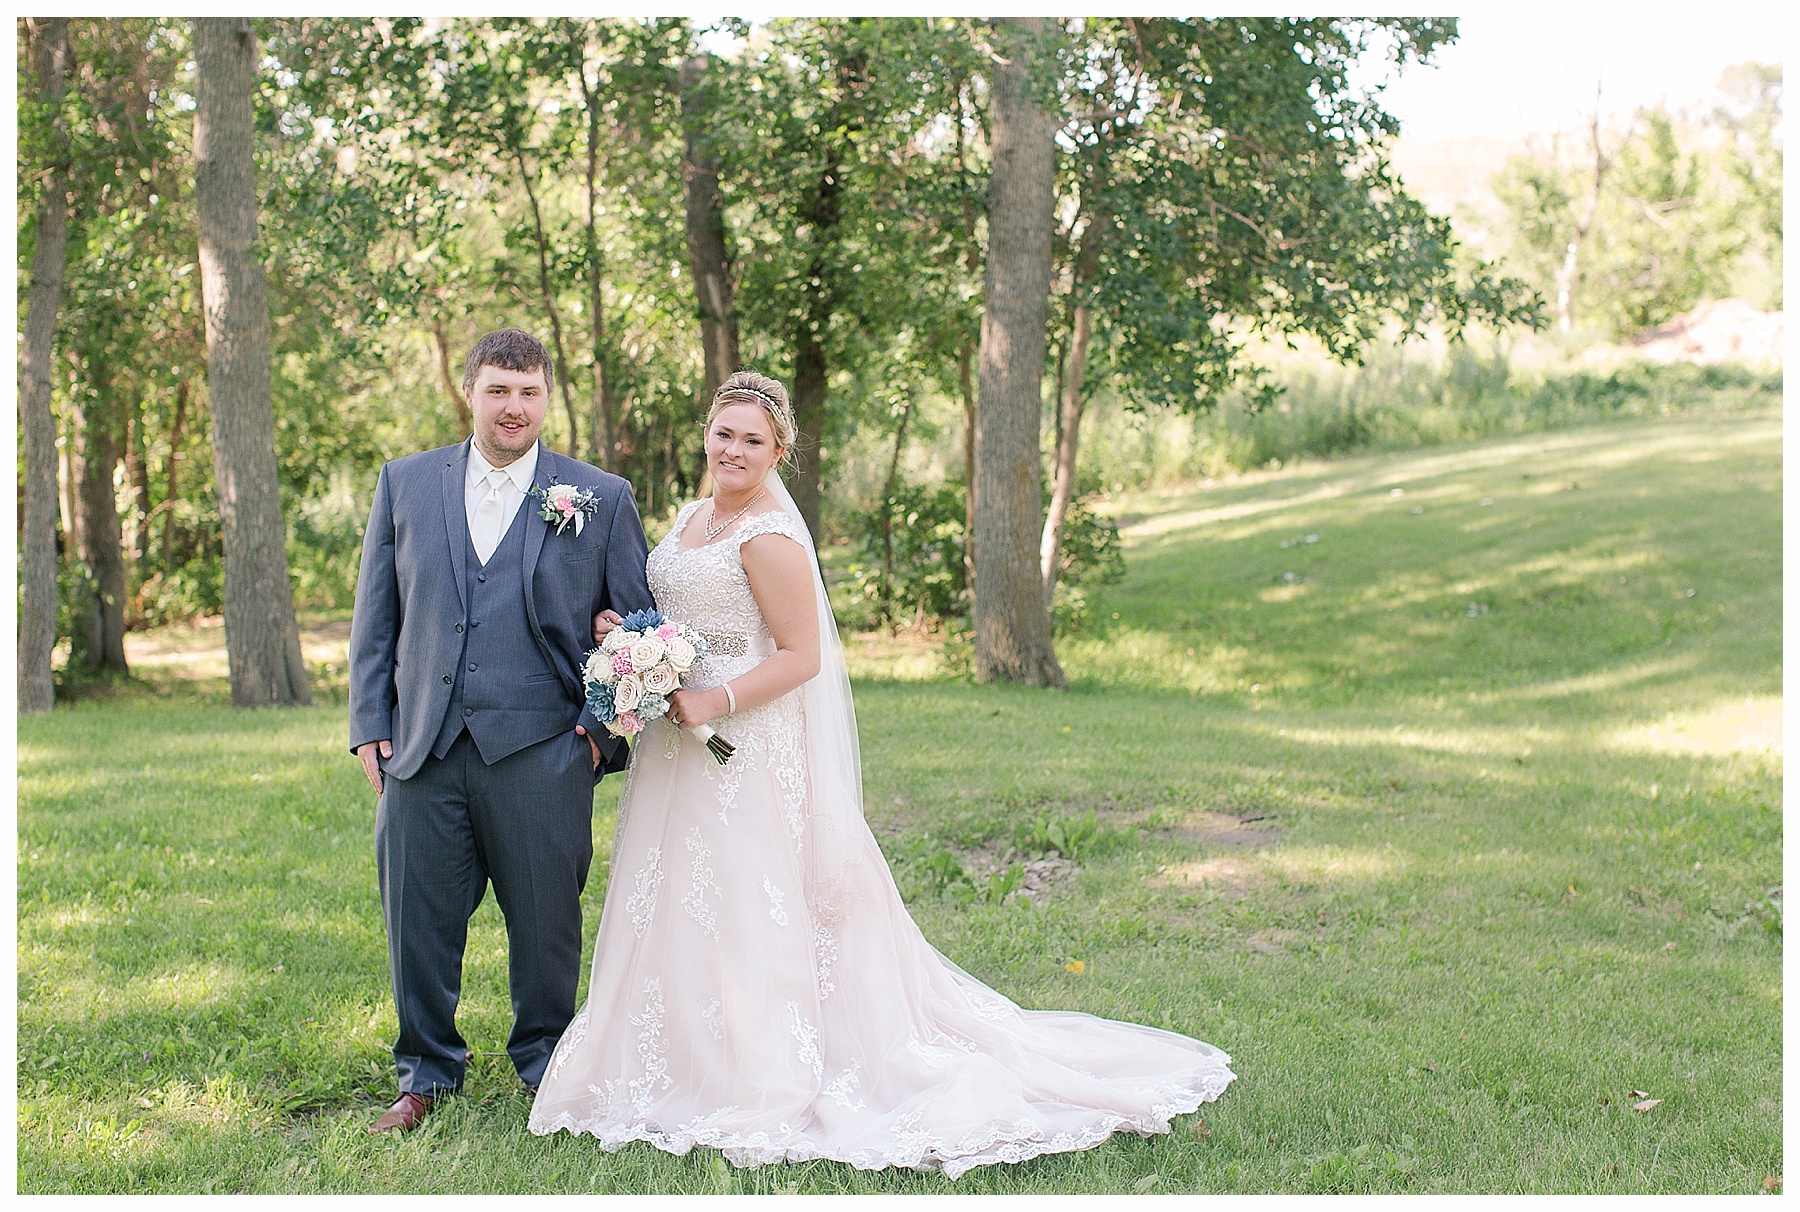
18, 16, 72, 712
1041, 192, 1105, 604
127, 395, 152, 565
972, 17, 1063, 688
877, 396, 915, 625
192, 17, 311, 708
429, 315, 472, 438
515, 148, 583, 455
680, 53, 740, 405
161, 375, 189, 570
958, 339, 978, 593
1556, 98, 1612, 334
573, 40, 624, 472
790, 337, 827, 537
790, 136, 843, 538
954, 72, 981, 598
71, 372, 129, 674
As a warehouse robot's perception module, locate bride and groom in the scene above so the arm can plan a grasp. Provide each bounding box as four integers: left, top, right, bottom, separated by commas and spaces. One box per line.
347, 327, 1234, 1176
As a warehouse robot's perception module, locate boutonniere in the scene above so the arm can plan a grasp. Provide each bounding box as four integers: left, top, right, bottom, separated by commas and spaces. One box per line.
532, 482, 601, 536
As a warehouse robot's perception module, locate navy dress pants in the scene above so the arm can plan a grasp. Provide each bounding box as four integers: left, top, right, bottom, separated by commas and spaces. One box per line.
376, 728, 596, 1094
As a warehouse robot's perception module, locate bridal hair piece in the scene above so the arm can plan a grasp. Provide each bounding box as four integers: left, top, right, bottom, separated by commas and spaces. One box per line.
708, 370, 797, 471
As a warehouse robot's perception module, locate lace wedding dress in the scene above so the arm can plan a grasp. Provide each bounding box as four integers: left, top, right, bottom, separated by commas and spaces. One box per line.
528, 473, 1234, 1176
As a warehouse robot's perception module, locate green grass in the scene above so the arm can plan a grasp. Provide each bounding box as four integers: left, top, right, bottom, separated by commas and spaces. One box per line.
18, 412, 1781, 1193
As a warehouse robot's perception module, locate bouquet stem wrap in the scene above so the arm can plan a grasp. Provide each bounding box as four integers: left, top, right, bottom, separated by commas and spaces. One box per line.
687, 723, 735, 765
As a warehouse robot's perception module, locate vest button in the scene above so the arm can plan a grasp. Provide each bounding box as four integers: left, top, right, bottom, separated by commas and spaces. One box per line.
477, 573, 487, 583
455, 623, 464, 633
442, 674, 452, 684
468, 663, 477, 672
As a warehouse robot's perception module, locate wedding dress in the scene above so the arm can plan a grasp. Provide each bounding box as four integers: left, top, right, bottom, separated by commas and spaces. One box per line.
528, 472, 1234, 1176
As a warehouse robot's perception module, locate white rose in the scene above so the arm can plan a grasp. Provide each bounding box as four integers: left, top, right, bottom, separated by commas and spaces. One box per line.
546, 483, 579, 504
665, 636, 696, 672
613, 675, 643, 713
583, 650, 612, 683
629, 636, 666, 669
603, 627, 632, 653
643, 664, 678, 696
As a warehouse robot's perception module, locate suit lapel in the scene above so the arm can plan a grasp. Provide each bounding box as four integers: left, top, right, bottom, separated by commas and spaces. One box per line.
522, 451, 551, 590
522, 452, 565, 689
442, 439, 471, 613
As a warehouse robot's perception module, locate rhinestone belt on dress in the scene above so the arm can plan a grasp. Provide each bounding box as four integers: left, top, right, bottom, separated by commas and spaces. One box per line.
699, 631, 748, 657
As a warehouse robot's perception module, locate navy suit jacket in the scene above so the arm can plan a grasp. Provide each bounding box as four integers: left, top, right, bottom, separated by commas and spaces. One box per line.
348, 439, 654, 782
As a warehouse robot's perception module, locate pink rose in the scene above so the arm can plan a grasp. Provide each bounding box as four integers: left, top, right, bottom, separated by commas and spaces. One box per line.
656, 624, 678, 640
615, 711, 643, 735
556, 498, 577, 514
611, 650, 635, 676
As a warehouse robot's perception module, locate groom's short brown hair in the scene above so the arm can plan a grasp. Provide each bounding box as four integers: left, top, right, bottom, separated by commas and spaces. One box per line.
462, 327, 554, 397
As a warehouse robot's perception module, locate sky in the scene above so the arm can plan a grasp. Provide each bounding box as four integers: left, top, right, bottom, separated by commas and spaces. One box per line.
1369, 9, 1789, 140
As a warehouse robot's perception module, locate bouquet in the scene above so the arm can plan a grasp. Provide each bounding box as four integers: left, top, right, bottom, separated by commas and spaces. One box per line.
582, 608, 735, 764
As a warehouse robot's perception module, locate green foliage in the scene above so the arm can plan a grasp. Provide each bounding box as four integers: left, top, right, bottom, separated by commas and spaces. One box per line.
1017, 810, 1103, 861
844, 477, 1125, 632
845, 480, 967, 627
1050, 18, 1539, 418
1050, 494, 1127, 634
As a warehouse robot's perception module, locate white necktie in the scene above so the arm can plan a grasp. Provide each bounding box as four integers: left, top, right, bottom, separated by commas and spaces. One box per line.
472, 469, 510, 565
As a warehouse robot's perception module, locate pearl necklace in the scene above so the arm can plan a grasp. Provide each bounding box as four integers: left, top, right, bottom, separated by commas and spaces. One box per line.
703, 490, 766, 542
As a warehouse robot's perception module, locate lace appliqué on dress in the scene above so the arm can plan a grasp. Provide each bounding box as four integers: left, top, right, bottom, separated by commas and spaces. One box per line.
683, 828, 722, 941
624, 847, 663, 939
627, 979, 671, 1115
785, 1001, 824, 1080
763, 877, 790, 926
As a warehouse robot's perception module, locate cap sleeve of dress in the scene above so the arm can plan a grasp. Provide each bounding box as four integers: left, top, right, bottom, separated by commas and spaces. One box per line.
730, 508, 809, 552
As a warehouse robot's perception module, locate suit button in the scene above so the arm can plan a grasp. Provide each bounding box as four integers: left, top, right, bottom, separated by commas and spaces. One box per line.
455, 623, 464, 633
442, 674, 452, 684
463, 708, 473, 717
468, 663, 477, 672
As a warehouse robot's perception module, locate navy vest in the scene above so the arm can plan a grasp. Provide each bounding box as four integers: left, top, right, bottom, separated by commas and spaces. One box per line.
431, 503, 573, 764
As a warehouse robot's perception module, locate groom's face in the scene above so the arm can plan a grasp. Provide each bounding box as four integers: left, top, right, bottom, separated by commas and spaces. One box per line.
467, 364, 548, 466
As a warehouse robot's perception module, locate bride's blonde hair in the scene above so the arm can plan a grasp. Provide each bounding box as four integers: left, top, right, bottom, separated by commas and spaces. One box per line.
707, 370, 797, 472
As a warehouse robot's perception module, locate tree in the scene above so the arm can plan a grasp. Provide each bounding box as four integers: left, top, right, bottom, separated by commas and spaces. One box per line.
1553, 93, 1616, 333
679, 50, 740, 405
1493, 73, 1777, 337
18, 17, 72, 711
972, 16, 1064, 687
192, 17, 311, 707
1034, 19, 1536, 612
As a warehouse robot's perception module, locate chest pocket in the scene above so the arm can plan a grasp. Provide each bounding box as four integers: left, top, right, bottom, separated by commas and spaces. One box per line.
560, 548, 602, 565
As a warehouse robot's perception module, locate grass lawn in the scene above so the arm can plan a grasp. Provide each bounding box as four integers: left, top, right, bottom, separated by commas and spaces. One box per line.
17, 412, 1781, 1193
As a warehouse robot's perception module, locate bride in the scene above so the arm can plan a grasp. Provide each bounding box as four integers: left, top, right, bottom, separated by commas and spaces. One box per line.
528, 372, 1234, 1176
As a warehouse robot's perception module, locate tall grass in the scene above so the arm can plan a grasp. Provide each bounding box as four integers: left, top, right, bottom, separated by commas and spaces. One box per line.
1079, 344, 1781, 492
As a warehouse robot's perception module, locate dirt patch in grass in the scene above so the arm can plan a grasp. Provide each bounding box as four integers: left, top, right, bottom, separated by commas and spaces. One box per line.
1147, 855, 1264, 894
1162, 809, 1286, 850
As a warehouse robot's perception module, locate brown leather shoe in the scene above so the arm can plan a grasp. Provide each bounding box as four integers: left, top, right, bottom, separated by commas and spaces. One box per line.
368, 1091, 435, 1134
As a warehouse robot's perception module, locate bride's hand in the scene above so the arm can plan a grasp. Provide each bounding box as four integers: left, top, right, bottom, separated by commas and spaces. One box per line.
667, 686, 729, 729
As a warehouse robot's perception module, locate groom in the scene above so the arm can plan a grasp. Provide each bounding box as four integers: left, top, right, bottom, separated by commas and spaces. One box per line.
348, 327, 652, 1133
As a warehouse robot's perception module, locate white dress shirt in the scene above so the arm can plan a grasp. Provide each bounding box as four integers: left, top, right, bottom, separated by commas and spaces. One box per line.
466, 440, 538, 565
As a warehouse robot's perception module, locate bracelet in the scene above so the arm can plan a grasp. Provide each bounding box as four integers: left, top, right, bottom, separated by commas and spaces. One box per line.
722, 681, 737, 714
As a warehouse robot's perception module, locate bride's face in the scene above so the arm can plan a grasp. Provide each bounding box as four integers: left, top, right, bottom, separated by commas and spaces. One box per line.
706, 402, 784, 495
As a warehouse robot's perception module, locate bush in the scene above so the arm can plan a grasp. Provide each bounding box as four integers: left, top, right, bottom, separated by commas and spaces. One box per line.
846, 480, 968, 628
846, 479, 1126, 634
